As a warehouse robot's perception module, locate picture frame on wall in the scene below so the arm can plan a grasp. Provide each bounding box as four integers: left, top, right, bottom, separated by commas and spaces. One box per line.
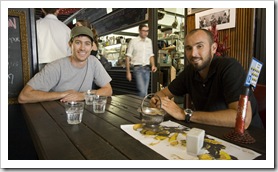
195, 8, 236, 30
187, 8, 209, 15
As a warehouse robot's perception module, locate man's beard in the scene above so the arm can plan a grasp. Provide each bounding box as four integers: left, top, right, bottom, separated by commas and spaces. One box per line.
191, 55, 213, 72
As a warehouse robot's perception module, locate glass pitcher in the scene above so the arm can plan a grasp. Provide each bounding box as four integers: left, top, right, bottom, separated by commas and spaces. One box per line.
138, 93, 166, 130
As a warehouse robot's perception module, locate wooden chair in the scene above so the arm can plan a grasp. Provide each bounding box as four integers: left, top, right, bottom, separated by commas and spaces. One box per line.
253, 84, 266, 128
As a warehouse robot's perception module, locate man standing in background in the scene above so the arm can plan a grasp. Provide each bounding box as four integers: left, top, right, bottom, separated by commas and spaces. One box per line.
36, 8, 71, 70
125, 24, 157, 97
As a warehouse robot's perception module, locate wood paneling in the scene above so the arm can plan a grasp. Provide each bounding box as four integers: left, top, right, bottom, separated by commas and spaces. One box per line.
186, 8, 255, 71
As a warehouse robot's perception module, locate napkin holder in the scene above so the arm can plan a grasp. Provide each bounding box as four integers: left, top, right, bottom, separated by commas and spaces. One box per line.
187, 128, 205, 156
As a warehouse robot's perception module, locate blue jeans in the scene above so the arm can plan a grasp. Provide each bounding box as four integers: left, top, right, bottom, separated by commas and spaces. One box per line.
133, 66, 150, 97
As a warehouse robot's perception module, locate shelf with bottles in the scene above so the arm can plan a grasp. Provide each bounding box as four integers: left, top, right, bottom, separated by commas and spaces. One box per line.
158, 48, 184, 75
158, 36, 179, 41
158, 40, 184, 60
103, 43, 122, 50
100, 43, 126, 55
158, 30, 184, 41
158, 32, 184, 54
100, 43, 128, 67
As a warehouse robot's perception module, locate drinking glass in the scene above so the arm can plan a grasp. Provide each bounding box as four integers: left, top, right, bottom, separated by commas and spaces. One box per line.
64, 101, 84, 124
85, 90, 96, 105
93, 95, 107, 113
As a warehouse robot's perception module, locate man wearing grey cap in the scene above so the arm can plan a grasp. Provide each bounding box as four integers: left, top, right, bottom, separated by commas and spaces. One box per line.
18, 26, 112, 103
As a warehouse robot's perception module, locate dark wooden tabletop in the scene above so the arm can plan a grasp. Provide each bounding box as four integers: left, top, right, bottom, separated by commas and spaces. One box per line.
21, 94, 266, 160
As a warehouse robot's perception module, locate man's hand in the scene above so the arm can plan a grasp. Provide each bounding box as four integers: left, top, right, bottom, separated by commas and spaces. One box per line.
150, 96, 161, 108
60, 90, 84, 102
126, 72, 132, 81
151, 66, 157, 72
160, 97, 185, 120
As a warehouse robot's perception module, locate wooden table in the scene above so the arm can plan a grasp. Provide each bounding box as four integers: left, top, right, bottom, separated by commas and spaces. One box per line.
21, 94, 266, 160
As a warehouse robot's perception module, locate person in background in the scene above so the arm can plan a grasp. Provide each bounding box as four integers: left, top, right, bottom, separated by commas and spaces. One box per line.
222, 12, 228, 24
152, 29, 263, 129
199, 17, 204, 28
125, 24, 157, 97
18, 26, 112, 103
75, 19, 99, 57
203, 18, 207, 27
209, 14, 217, 26
36, 8, 71, 70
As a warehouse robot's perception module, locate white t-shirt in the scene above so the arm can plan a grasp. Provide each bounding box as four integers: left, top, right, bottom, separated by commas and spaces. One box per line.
125, 36, 154, 66
27, 56, 112, 92
36, 14, 71, 64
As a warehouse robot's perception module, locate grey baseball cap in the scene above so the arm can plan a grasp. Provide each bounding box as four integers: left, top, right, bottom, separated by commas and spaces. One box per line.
70, 26, 94, 41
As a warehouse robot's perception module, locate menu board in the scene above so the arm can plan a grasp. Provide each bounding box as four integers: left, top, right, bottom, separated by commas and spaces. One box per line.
8, 14, 24, 99
8, 9, 36, 104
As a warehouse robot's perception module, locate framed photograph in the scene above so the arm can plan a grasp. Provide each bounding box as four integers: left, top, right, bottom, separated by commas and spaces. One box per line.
195, 8, 236, 30
188, 8, 209, 15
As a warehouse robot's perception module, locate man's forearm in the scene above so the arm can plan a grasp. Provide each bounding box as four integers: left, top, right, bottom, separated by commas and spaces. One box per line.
190, 101, 252, 129
95, 84, 113, 97
125, 56, 130, 73
18, 87, 68, 103
190, 109, 238, 128
150, 56, 155, 67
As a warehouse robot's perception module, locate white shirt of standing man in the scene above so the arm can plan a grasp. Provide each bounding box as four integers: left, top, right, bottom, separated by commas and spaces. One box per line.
125, 25, 157, 81
36, 8, 71, 64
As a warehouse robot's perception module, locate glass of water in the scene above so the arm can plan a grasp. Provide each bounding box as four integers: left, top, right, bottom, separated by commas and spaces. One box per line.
93, 95, 107, 113
85, 90, 96, 105
64, 101, 84, 124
